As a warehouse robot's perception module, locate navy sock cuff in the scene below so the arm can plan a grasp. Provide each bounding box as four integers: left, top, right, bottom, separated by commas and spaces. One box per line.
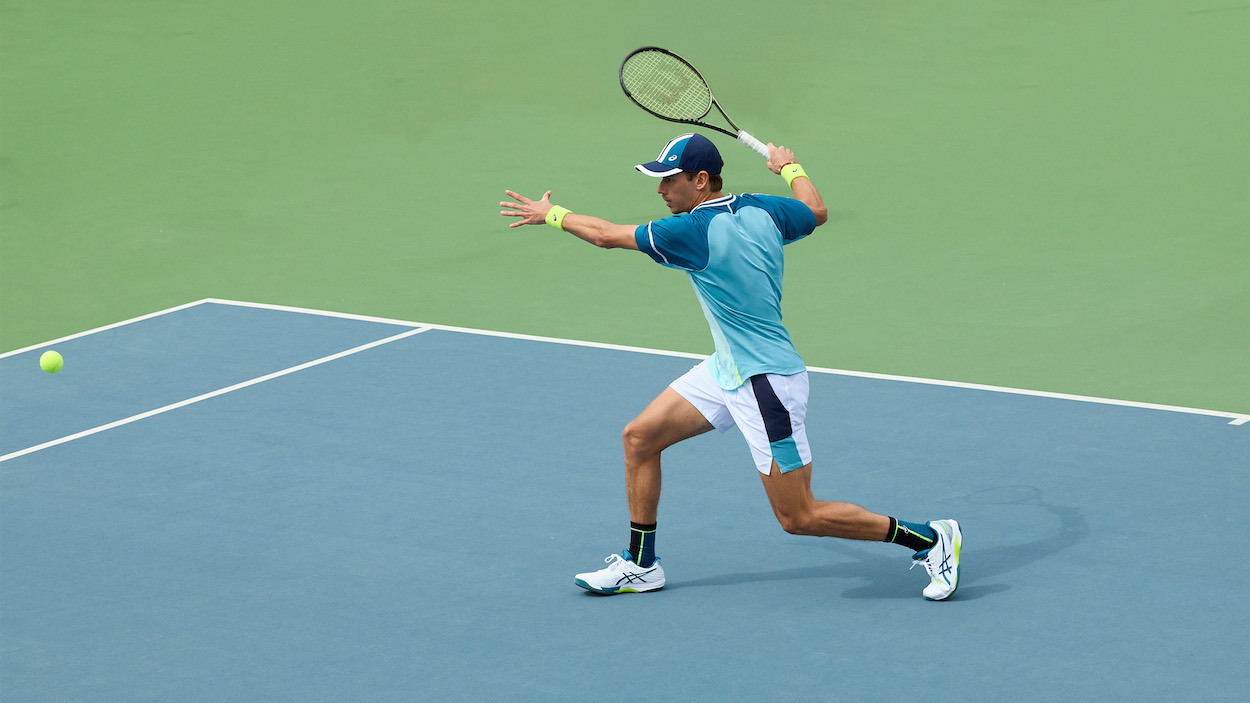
885, 517, 937, 552
629, 522, 657, 567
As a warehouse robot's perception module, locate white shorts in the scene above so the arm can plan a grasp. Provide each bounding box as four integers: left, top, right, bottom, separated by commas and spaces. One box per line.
670, 359, 812, 476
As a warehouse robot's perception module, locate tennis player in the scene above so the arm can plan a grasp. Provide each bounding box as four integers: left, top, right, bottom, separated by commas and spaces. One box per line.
500, 133, 961, 600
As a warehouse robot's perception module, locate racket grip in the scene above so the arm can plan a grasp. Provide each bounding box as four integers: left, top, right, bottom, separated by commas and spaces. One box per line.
737, 130, 770, 159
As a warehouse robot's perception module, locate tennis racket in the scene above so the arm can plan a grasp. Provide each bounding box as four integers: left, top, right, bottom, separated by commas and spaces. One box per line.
619, 46, 770, 159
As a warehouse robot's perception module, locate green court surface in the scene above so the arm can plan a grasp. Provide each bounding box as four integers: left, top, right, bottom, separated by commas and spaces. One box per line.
2, 1, 1247, 412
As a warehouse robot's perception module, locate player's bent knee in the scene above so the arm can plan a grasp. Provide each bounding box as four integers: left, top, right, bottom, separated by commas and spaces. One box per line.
775, 510, 816, 536
621, 421, 656, 458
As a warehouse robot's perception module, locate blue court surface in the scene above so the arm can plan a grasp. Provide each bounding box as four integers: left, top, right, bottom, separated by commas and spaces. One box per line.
2, 300, 1247, 701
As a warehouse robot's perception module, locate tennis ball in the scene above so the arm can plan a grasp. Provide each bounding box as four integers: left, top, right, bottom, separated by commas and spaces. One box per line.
40, 350, 63, 374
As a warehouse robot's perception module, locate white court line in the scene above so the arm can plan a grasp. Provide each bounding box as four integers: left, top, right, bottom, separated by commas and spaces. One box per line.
0, 326, 431, 463
204, 298, 1250, 427
201, 298, 707, 360
0, 299, 215, 359
5, 297, 1247, 451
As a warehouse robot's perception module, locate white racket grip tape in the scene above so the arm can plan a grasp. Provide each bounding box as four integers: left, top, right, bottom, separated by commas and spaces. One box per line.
737, 130, 770, 158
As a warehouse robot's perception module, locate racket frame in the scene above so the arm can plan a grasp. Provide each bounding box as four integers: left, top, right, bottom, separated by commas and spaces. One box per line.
619, 46, 770, 158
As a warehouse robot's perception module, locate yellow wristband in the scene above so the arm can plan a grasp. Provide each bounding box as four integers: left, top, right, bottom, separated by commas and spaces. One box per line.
781, 163, 808, 188
546, 205, 571, 231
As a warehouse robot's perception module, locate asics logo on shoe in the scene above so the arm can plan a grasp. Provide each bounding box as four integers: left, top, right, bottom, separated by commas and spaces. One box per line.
617, 567, 659, 586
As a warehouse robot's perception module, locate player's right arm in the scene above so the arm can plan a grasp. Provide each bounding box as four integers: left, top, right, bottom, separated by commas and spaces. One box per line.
560, 213, 640, 250
766, 145, 828, 226
500, 190, 639, 250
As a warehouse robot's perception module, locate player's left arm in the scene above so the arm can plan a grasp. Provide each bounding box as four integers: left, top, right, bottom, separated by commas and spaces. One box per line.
766, 145, 828, 226
500, 190, 639, 250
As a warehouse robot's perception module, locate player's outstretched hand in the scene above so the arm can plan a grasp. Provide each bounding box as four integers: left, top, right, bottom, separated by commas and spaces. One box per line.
500, 190, 554, 228
766, 144, 798, 174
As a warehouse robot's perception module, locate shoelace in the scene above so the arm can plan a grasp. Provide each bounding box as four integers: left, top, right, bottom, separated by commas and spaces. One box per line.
602, 551, 631, 569
910, 551, 939, 579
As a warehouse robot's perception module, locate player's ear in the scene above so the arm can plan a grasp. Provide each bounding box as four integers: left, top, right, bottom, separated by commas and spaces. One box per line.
694, 171, 710, 191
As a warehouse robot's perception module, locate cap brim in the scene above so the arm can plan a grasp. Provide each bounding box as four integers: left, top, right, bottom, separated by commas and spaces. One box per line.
635, 162, 683, 177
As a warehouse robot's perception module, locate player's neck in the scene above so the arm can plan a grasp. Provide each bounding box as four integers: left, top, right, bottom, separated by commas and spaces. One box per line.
692, 190, 725, 209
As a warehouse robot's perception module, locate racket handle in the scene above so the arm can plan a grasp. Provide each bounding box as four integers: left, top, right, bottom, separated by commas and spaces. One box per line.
737, 130, 770, 159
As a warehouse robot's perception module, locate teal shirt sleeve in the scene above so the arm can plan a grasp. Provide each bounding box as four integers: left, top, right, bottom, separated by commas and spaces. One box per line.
634, 215, 711, 271
737, 194, 817, 243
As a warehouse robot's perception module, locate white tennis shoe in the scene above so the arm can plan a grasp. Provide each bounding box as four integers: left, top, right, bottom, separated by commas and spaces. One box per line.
574, 551, 665, 594
911, 519, 962, 601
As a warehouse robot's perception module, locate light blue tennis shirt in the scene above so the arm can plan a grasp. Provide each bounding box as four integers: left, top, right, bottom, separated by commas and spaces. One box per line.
634, 193, 818, 390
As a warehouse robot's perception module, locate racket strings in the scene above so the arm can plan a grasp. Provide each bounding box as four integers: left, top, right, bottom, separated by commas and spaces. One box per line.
621, 52, 712, 120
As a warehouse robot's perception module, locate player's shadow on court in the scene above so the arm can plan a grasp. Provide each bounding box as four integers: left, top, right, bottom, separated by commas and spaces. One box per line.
670, 485, 1087, 601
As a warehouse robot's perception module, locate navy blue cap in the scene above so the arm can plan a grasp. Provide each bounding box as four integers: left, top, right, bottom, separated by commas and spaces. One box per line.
635, 133, 723, 177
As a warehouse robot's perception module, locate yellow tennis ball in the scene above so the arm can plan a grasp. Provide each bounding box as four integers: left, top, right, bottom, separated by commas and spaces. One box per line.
40, 350, 63, 373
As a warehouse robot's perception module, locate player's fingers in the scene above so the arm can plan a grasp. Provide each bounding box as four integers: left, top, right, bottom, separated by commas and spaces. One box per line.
504, 189, 530, 204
